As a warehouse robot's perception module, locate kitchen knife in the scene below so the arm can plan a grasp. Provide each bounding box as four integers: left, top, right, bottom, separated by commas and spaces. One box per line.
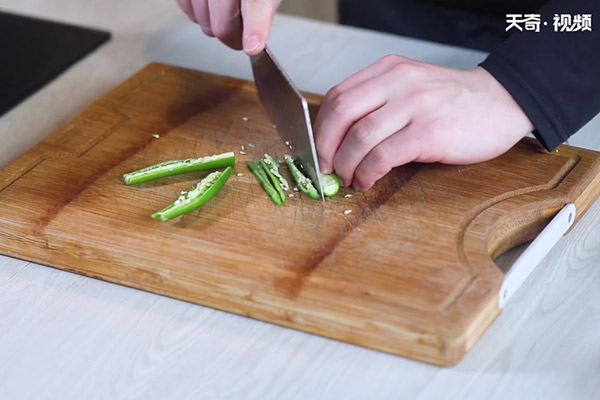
250, 46, 325, 200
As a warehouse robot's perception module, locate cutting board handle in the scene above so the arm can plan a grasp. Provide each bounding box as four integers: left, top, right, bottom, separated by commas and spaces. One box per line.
499, 203, 576, 308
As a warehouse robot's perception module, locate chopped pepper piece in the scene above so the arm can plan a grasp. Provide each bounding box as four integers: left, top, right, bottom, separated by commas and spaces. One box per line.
123, 152, 236, 185
284, 155, 320, 200
262, 154, 289, 190
248, 161, 284, 205
151, 166, 232, 221
320, 172, 341, 197
259, 154, 288, 203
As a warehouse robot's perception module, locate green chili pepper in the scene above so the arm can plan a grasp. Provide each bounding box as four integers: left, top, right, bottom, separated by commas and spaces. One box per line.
151, 166, 232, 221
123, 152, 236, 185
320, 172, 341, 197
284, 155, 320, 200
248, 161, 284, 205
259, 154, 288, 204
262, 154, 289, 190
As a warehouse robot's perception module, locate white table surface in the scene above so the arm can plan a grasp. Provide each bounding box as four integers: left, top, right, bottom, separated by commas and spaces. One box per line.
0, 1, 599, 399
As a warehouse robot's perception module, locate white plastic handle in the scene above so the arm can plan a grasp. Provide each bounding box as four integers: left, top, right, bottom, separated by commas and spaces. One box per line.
499, 203, 577, 308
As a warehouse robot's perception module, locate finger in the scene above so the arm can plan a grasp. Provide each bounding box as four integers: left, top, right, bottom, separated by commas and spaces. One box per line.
240, 0, 279, 55
313, 75, 392, 174
176, 0, 197, 22
352, 126, 422, 191
190, 0, 213, 36
332, 102, 411, 186
208, 0, 243, 49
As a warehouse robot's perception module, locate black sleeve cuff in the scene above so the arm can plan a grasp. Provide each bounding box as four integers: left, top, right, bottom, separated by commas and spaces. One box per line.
480, 54, 567, 151
478, 0, 600, 151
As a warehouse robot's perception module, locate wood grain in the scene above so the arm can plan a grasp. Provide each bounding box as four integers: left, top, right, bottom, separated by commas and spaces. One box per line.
1, 63, 599, 366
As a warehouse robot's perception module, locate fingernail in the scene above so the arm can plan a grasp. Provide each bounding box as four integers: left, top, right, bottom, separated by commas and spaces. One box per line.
319, 159, 332, 174
352, 181, 368, 191
244, 35, 261, 52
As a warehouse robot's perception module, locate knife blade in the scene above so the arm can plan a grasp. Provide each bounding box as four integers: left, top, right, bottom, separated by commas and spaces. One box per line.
250, 46, 325, 200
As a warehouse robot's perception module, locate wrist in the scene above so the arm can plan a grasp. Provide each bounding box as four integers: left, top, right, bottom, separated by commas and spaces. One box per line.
471, 66, 535, 136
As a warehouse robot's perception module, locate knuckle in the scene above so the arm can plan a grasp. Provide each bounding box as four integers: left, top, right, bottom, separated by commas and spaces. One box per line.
244, 0, 274, 12
410, 88, 437, 109
425, 118, 452, 139
379, 54, 400, 66
371, 145, 390, 165
325, 85, 342, 102
402, 128, 431, 162
379, 54, 410, 67
329, 92, 351, 117
351, 120, 376, 146
390, 61, 421, 79
427, 119, 444, 136
367, 147, 394, 178
210, 21, 235, 40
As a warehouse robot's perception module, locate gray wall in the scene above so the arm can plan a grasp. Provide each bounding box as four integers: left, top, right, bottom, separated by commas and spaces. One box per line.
279, 0, 338, 23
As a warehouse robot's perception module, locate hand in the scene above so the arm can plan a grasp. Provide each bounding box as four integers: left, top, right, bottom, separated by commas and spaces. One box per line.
314, 55, 535, 191
176, 0, 282, 55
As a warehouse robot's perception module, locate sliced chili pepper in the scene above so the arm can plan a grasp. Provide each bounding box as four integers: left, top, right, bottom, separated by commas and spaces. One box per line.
259, 154, 287, 203
151, 166, 232, 221
260, 159, 286, 203
320, 172, 341, 197
284, 155, 320, 200
262, 154, 289, 190
123, 152, 236, 185
248, 161, 284, 205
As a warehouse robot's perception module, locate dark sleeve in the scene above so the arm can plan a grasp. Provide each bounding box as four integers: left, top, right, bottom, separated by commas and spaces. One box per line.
479, 0, 600, 150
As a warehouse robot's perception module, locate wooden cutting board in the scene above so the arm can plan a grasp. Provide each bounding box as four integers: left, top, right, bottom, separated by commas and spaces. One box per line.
1, 63, 600, 366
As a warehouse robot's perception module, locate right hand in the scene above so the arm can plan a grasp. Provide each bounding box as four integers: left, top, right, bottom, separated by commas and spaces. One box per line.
176, 0, 282, 55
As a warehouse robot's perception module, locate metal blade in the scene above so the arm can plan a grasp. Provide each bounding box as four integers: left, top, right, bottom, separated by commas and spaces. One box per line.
250, 46, 324, 200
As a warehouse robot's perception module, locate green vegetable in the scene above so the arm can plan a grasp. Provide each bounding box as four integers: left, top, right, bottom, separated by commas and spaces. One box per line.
248, 161, 284, 205
123, 152, 236, 185
151, 166, 232, 221
320, 172, 341, 197
284, 155, 320, 200
262, 154, 289, 190
259, 154, 288, 204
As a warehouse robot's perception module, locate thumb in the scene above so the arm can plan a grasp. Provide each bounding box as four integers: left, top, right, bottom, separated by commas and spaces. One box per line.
241, 0, 280, 55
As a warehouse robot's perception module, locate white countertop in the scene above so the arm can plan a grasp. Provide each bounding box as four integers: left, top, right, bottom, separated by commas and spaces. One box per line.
0, 1, 599, 399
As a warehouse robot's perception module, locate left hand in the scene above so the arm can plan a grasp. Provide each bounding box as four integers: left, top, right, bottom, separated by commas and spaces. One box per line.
313, 55, 535, 190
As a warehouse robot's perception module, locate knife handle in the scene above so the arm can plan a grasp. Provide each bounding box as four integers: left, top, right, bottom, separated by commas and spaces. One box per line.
499, 203, 576, 308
